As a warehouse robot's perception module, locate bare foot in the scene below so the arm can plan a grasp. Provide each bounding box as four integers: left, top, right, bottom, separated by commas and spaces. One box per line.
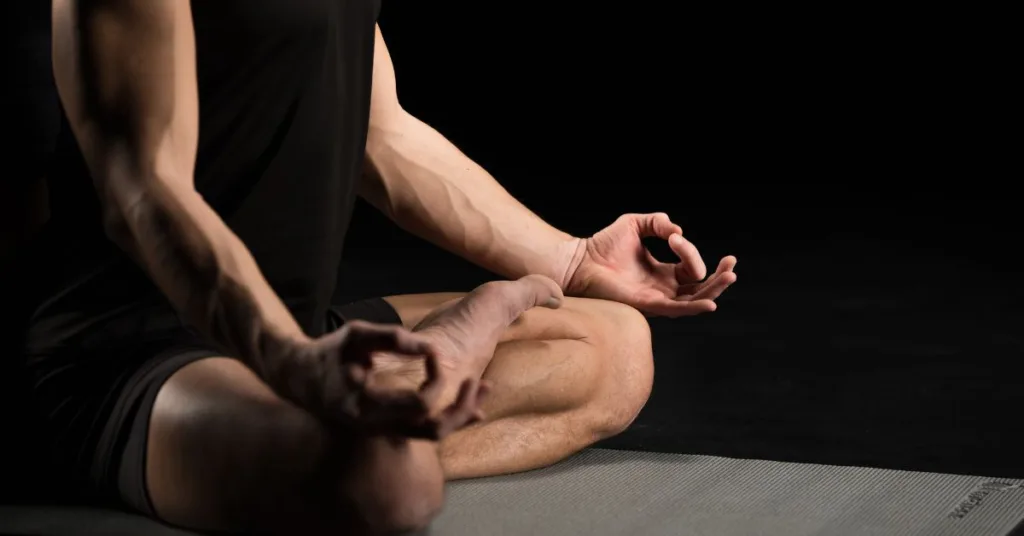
374, 275, 564, 394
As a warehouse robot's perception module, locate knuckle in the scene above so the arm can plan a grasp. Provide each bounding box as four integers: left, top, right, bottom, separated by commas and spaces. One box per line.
381, 326, 403, 342
349, 319, 372, 329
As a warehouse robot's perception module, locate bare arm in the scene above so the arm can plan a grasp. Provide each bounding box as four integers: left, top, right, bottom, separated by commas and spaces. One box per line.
360, 27, 585, 288
52, 0, 307, 377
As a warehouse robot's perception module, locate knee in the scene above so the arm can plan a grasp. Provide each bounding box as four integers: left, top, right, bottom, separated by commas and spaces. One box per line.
279, 433, 445, 536
578, 300, 654, 437
364, 490, 442, 535
274, 430, 445, 535
338, 438, 446, 535
149, 363, 445, 536
345, 481, 443, 535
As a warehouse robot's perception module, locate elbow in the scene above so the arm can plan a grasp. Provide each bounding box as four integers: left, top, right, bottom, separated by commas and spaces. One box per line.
96, 169, 174, 254
99, 197, 137, 250
95, 162, 153, 249
98, 183, 156, 255
359, 157, 407, 223
93, 143, 176, 249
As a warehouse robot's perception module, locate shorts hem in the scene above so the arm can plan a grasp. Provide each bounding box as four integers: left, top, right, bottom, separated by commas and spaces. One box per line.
96, 347, 226, 516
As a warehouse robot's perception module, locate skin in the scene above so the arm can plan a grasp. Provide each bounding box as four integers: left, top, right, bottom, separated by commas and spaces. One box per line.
361, 27, 738, 316
147, 277, 567, 535
51, 2, 497, 532
382, 292, 657, 480
45, 1, 738, 534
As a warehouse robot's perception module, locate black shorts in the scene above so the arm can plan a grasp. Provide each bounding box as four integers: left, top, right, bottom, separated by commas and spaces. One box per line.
17, 298, 402, 515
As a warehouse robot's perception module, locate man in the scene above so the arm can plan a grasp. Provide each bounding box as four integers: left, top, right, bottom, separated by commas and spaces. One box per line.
26, 0, 736, 534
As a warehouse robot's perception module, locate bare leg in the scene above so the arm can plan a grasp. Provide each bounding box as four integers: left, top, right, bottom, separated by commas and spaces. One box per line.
384, 294, 654, 479
145, 276, 566, 535
146, 357, 448, 536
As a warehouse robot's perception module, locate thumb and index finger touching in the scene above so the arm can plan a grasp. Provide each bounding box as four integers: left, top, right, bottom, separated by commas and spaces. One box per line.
632, 212, 707, 281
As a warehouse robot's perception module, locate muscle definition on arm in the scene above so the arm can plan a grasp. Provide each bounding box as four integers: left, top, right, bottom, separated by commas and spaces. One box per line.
52, 0, 309, 382
360, 28, 585, 289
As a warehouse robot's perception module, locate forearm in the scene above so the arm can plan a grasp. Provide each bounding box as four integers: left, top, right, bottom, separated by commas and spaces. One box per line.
54, 0, 308, 384
103, 157, 307, 378
362, 112, 583, 287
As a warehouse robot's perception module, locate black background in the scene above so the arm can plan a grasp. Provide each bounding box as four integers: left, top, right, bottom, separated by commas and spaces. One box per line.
4, 1, 1021, 500
339, 3, 1023, 478
350, 3, 1014, 253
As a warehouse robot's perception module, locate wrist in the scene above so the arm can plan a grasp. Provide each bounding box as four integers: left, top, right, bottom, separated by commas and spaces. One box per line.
554, 236, 588, 293
258, 329, 319, 406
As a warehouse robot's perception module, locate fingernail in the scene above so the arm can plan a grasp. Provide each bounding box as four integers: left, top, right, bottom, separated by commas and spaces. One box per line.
545, 297, 562, 308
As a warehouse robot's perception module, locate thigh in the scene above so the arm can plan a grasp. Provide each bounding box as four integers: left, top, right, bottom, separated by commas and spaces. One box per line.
383, 292, 651, 420
146, 357, 333, 533
386, 292, 653, 457
146, 354, 449, 535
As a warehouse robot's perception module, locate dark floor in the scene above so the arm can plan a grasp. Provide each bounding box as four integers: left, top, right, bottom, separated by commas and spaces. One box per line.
336, 206, 1024, 479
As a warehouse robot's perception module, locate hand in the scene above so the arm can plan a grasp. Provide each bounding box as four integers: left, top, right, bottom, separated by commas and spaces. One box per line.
564, 213, 737, 317
275, 321, 486, 441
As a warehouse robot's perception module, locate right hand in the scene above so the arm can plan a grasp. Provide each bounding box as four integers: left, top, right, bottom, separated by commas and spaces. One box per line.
275, 321, 484, 441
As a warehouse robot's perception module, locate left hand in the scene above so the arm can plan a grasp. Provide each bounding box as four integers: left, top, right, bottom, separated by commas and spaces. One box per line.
564, 213, 737, 317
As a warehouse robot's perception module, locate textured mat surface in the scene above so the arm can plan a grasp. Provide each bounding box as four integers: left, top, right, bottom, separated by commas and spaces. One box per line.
3, 449, 1023, 535
0, 505, 197, 536
431, 449, 1024, 536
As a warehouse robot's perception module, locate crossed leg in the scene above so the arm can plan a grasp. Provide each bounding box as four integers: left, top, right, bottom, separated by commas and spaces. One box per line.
145, 293, 653, 534
383, 293, 654, 479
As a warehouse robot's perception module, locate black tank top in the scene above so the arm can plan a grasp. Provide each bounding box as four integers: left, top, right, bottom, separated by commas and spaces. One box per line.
31, 0, 383, 341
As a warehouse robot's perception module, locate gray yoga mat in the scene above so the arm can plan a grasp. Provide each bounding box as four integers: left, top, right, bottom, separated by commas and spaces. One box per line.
2, 449, 1023, 535
430, 449, 1024, 536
